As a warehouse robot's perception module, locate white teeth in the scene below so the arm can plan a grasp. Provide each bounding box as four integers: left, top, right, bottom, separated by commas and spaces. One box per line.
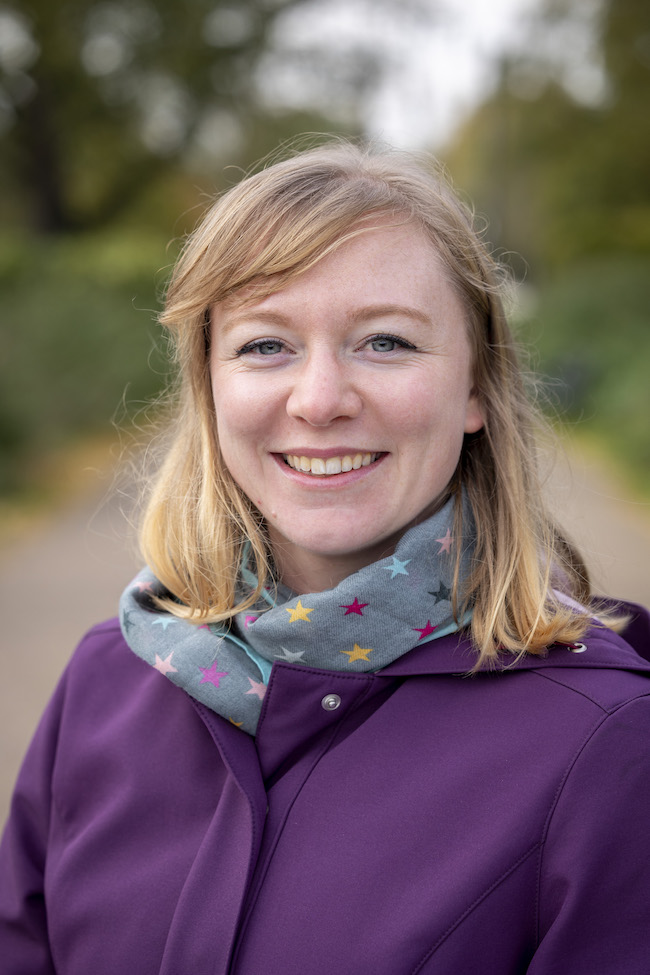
325, 457, 342, 475
283, 453, 379, 476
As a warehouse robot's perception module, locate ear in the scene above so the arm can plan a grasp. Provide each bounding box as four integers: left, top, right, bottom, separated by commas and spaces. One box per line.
464, 386, 484, 434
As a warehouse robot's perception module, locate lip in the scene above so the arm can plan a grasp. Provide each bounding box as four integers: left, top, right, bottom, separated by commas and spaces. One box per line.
271, 451, 387, 485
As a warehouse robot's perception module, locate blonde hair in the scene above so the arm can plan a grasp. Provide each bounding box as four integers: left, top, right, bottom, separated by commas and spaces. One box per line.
141, 137, 602, 664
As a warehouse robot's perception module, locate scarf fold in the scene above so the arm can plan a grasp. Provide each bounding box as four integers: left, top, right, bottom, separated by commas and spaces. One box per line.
119, 495, 474, 735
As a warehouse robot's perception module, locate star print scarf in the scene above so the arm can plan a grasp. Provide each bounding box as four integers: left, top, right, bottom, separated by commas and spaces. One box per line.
119, 494, 474, 735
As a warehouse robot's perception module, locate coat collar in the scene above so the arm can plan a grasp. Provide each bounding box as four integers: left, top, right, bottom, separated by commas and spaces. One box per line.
378, 601, 650, 678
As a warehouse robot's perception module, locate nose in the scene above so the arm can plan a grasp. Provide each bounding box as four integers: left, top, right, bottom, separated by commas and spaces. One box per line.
286, 353, 363, 426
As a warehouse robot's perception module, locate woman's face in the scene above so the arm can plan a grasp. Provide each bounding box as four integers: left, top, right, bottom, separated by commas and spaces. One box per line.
210, 222, 484, 592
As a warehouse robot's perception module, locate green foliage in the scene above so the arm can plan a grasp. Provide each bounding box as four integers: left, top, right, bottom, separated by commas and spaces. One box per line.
0, 230, 170, 493
443, 0, 650, 273
520, 257, 650, 492
442, 0, 650, 491
0, 0, 366, 233
0, 0, 371, 500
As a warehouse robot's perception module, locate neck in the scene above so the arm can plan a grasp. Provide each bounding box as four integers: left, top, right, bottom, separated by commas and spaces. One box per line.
269, 536, 400, 594
266, 495, 453, 595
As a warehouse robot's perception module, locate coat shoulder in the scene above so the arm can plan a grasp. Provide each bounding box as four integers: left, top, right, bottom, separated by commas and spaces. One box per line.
529, 615, 650, 714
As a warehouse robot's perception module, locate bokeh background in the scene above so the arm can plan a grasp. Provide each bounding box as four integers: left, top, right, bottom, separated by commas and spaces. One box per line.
1, 0, 649, 823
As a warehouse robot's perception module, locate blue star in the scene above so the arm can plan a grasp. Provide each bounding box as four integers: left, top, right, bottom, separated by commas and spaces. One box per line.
382, 556, 411, 579
151, 616, 178, 630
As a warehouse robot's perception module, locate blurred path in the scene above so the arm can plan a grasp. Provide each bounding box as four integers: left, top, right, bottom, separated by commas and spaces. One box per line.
0, 469, 139, 829
545, 446, 650, 607
1, 445, 649, 827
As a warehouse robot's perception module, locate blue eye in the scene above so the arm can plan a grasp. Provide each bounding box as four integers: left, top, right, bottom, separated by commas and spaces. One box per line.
237, 339, 284, 356
255, 341, 283, 355
370, 337, 398, 352
367, 334, 416, 353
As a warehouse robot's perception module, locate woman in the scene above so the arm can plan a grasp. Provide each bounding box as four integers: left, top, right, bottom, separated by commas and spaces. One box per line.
2, 140, 649, 974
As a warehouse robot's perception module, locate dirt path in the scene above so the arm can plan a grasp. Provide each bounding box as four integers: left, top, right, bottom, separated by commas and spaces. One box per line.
1, 446, 649, 827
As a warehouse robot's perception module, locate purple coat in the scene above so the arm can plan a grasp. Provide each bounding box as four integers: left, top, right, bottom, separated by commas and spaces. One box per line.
2, 606, 650, 974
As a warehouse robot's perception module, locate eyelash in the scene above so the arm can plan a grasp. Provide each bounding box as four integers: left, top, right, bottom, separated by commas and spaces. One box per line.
366, 333, 417, 353
235, 333, 417, 357
235, 339, 284, 357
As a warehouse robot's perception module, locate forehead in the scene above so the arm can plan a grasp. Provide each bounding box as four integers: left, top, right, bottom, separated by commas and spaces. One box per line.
221, 220, 453, 313
211, 223, 471, 345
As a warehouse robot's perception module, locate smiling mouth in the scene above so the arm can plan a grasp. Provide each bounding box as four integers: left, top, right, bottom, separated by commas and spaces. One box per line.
282, 452, 381, 476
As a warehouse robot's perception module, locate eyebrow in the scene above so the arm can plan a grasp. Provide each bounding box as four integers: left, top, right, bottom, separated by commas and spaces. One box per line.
349, 304, 433, 326
218, 303, 433, 331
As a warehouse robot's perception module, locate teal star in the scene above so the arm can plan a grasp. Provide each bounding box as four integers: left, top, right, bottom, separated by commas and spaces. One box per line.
382, 556, 411, 579
276, 647, 306, 663
151, 616, 178, 630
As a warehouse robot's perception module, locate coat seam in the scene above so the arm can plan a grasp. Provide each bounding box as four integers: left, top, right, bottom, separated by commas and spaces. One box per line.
529, 669, 612, 712
229, 678, 376, 968
534, 693, 650, 945
410, 842, 540, 974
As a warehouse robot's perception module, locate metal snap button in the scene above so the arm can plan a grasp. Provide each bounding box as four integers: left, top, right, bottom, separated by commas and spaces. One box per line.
568, 643, 587, 653
321, 693, 341, 711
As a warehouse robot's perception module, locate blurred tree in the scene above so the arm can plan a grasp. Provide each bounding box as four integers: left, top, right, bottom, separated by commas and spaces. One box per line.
443, 0, 650, 275
0, 0, 387, 234
441, 0, 650, 489
0, 0, 436, 500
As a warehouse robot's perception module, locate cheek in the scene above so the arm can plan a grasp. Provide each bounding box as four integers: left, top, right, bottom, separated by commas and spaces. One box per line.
399, 380, 474, 475
401, 373, 471, 436
212, 371, 272, 446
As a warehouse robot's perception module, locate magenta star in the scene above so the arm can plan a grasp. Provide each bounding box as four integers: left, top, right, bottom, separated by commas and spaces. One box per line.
245, 677, 267, 700
413, 620, 437, 641
436, 529, 453, 554
244, 615, 258, 629
340, 597, 369, 616
198, 662, 228, 688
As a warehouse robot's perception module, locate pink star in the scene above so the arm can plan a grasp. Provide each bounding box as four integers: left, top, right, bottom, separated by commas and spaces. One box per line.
413, 620, 437, 641
134, 580, 153, 592
244, 615, 258, 629
436, 529, 453, 554
198, 662, 228, 688
340, 597, 369, 616
245, 677, 267, 700
154, 652, 177, 675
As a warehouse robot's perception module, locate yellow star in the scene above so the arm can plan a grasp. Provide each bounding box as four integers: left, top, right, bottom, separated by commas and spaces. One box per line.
229, 718, 244, 727
341, 643, 374, 663
285, 599, 314, 623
